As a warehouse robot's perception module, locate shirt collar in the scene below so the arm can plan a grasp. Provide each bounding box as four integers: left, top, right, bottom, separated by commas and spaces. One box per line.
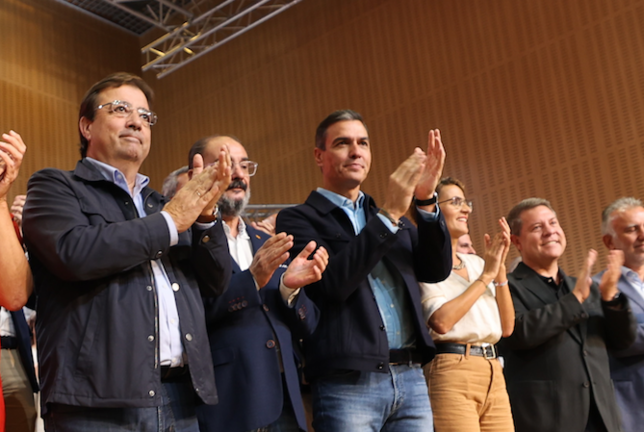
316, 187, 365, 211
223, 217, 249, 240
85, 157, 150, 198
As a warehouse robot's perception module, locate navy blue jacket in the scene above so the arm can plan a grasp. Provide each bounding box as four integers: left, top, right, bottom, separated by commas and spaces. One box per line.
594, 269, 644, 432
276, 191, 451, 380
22, 159, 231, 412
197, 225, 318, 431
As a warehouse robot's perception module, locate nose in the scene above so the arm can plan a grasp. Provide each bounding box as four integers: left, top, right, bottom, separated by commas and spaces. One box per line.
126, 113, 143, 130
348, 141, 364, 158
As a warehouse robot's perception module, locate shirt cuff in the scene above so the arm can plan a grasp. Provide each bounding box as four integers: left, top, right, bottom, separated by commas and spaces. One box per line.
161, 211, 179, 246
416, 204, 440, 221
279, 274, 301, 307
376, 213, 400, 233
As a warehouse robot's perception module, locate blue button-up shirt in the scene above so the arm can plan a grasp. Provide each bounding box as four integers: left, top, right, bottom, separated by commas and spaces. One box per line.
316, 187, 438, 349
86, 157, 186, 367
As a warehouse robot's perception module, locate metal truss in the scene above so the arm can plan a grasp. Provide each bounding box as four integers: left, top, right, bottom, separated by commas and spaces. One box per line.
105, 0, 304, 78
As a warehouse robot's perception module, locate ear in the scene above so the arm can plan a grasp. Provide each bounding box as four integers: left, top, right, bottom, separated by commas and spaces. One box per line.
314, 147, 324, 168
602, 234, 615, 250
79, 117, 92, 142
188, 168, 194, 180
510, 234, 522, 252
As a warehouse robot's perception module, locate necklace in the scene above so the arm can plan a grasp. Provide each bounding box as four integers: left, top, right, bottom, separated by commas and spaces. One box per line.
453, 257, 465, 270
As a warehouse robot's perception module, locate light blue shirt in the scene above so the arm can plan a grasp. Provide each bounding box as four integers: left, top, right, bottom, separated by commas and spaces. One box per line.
316, 188, 439, 349
86, 157, 185, 367
594, 266, 644, 302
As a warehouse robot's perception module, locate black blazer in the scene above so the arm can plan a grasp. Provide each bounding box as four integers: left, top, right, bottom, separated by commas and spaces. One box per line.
501, 263, 636, 432
276, 191, 451, 380
197, 225, 318, 431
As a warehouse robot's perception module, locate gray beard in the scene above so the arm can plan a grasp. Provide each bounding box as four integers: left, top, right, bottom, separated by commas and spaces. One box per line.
218, 189, 251, 218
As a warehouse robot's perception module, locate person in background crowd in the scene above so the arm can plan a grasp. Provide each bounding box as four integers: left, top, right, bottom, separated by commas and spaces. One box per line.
502, 197, 636, 432
22, 72, 233, 432
421, 177, 514, 431
594, 197, 644, 432
0, 130, 32, 432
276, 109, 451, 431
161, 166, 189, 199
192, 135, 328, 432
0, 188, 38, 432
456, 233, 477, 255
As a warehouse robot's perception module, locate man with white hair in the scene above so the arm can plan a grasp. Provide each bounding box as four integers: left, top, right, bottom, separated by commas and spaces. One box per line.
594, 197, 644, 432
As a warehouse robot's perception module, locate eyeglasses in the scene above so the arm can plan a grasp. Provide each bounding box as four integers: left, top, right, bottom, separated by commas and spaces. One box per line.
437, 196, 473, 212
207, 160, 259, 177
96, 100, 158, 127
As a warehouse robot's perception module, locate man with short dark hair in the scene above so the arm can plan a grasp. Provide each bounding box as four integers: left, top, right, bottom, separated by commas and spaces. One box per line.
193, 135, 328, 432
594, 197, 644, 432
277, 109, 451, 431
22, 72, 232, 431
502, 197, 636, 432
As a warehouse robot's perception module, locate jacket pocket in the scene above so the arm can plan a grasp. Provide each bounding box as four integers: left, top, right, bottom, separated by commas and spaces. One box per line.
211, 347, 237, 367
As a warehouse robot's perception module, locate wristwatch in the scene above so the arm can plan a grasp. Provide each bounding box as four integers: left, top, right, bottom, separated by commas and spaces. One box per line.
415, 192, 438, 206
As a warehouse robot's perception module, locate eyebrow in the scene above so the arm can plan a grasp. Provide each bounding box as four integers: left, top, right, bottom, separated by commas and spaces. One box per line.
332, 136, 369, 144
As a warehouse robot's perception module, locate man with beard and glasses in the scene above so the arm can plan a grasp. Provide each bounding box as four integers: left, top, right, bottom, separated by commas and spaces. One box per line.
189, 135, 329, 432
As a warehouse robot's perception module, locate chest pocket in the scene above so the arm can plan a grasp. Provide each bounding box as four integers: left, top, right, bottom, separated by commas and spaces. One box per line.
78, 195, 126, 224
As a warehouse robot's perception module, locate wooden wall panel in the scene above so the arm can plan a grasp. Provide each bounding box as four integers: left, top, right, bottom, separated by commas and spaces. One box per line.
6, 0, 644, 272
1, 0, 140, 203
142, 0, 644, 271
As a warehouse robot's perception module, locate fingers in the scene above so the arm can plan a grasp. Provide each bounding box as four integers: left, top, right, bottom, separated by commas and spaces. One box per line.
579, 249, 597, 279
192, 153, 205, 176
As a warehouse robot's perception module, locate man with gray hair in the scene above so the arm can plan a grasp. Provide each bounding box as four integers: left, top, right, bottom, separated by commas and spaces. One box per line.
593, 197, 644, 432
501, 197, 636, 432
161, 166, 189, 198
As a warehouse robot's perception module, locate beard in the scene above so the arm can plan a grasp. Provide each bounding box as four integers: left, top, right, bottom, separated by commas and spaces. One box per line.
218, 180, 250, 217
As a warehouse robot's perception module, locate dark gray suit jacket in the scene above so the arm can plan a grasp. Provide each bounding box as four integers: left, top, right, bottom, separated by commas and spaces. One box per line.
502, 262, 636, 432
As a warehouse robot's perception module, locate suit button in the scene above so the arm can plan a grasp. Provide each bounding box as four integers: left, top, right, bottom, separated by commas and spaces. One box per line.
155, 251, 163, 258
185, 333, 193, 341
171, 283, 180, 292
266, 340, 276, 349
149, 390, 155, 397
380, 325, 386, 331
263, 304, 269, 312
146, 285, 153, 291
147, 203, 153, 208
241, 300, 248, 307
379, 233, 388, 239
377, 362, 384, 370
148, 335, 154, 342
583, 381, 590, 388
202, 235, 211, 243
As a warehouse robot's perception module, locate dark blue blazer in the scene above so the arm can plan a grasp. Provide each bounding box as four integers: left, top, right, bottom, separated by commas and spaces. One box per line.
11, 309, 39, 393
276, 191, 452, 381
594, 270, 644, 432
197, 225, 318, 432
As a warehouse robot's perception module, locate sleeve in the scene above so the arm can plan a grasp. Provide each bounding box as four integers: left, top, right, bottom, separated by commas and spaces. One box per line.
22, 169, 172, 282
203, 269, 262, 324
419, 281, 448, 322
412, 208, 452, 283
601, 295, 637, 351
190, 220, 232, 297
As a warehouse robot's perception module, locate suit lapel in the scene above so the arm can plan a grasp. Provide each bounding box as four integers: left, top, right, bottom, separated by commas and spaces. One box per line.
618, 274, 644, 311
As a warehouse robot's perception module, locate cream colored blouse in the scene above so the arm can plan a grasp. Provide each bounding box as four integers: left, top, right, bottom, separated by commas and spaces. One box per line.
420, 253, 502, 344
